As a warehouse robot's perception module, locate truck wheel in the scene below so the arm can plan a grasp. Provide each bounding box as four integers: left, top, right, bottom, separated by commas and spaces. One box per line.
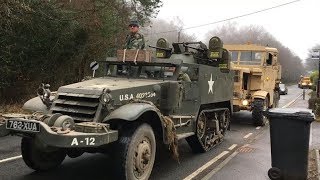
21, 137, 66, 171
252, 98, 268, 126
115, 124, 156, 180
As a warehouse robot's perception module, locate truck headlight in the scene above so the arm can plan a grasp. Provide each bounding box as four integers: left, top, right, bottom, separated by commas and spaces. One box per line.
102, 93, 112, 103
242, 100, 249, 106
100, 88, 113, 106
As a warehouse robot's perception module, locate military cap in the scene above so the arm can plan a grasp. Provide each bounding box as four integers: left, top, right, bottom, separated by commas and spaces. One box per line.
129, 20, 140, 27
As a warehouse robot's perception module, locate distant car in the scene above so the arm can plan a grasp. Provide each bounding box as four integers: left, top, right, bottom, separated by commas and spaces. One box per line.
279, 83, 288, 95
298, 76, 312, 89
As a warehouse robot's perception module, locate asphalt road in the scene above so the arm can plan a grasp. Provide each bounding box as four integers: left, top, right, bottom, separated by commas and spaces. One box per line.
0, 85, 305, 180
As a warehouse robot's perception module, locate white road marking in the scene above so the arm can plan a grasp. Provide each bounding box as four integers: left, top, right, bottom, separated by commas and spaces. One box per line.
0, 155, 22, 164
243, 133, 253, 139
228, 144, 237, 151
183, 151, 229, 180
256, 126, 261, 130
281, 92, 303, 108
201, 151, 239, 180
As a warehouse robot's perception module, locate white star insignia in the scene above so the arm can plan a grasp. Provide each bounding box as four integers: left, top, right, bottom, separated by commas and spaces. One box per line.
208, 74, 214, 94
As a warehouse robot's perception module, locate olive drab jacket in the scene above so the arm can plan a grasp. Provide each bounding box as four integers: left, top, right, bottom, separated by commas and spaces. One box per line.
124, 32, 145, 50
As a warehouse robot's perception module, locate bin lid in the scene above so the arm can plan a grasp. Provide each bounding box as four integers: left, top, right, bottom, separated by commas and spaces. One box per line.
264, 108, 314, 122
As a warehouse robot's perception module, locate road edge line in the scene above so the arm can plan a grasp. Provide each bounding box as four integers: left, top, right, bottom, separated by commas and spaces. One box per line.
0, 155, 22, 164
183, 151, 229, 180
228, 144, 237, 151
281, 92, 303, 108
201, 151, 239, 180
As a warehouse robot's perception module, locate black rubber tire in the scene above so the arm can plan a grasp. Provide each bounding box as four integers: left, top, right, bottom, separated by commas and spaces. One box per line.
268, 167, 282, 180
252, 98, 268, 127
114, 124, 156, 180
21, 137, 66, 171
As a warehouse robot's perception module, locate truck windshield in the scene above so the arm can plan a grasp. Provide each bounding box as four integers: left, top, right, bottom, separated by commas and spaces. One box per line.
239, 51, 262, 65
104, 64, 178, 80
230, 51, 238, 61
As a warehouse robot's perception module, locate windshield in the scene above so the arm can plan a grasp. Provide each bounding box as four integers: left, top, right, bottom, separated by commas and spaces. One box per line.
107, 65, 177, 79
230, 51, 238, 61
239, 51, 262, 65
279, 84, 285, 88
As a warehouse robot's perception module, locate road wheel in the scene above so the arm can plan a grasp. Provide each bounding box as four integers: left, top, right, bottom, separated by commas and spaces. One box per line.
21, 137, 66, 171
186, 111, 207, 153
186, 109, 230, 153
252, 98, 268, 127
115, 123, 156, 180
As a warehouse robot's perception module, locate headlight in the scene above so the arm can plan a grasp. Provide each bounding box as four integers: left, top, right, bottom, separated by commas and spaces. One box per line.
102, 93, 112, 104
242, 100, 249, 106
310, 83, 313, 85
302, 83, 307, 85
100, 88, 113, 106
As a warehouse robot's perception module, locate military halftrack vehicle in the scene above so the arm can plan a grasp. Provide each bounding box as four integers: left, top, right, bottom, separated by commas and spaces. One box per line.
0, 36, 234, 180
224, 44, 281, 126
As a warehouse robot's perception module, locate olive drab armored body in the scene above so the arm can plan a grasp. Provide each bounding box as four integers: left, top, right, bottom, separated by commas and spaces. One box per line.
0, 37, 234, 180
224, 44, 281, 126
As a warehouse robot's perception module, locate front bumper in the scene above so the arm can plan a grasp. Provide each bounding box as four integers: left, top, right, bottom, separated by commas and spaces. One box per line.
300, 84, 311, 89
279, 90, 286, 94
233, 98, 252, 111
0, 118, 118, 148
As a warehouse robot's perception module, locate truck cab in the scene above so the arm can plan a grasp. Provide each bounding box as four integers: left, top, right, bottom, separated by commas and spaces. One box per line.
224, 44, 281, 126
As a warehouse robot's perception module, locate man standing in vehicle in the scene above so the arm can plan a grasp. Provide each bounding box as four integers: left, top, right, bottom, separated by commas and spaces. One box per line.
124, 20, 145, 50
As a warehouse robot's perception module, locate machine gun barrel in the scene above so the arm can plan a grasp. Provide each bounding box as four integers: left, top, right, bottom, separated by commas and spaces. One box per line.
148, 45, 172, 52
183, 44, 207, 52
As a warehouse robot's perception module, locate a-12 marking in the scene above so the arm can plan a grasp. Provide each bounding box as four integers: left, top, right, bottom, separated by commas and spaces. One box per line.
71, 137, 95, 146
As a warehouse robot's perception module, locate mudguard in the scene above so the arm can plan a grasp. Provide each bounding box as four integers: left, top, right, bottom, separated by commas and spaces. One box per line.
252, 91, 269, 99
23, 97, 49, 113
103, 103, 162, 122
23, 95, 56, 113
103, 103, 169, 144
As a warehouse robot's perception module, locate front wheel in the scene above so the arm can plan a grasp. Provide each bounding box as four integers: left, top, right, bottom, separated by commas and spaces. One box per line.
115, 124, 156, 180
252, 98, 268, 127
21, 137, 66, 171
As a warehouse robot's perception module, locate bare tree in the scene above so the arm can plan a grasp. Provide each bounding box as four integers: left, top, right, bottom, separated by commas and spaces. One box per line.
141, 17, 196, 47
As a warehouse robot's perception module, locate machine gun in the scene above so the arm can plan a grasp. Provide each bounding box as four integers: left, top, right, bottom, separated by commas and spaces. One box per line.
182, 42, 208, 53
148, 45, 172, 52
149, 38, 173, 58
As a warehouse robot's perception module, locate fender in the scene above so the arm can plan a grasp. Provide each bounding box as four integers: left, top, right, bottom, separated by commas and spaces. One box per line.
23, 96, 52, 113
103, 103, 169, 144
103, 103, 162, 122
252, 91, 269, 100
